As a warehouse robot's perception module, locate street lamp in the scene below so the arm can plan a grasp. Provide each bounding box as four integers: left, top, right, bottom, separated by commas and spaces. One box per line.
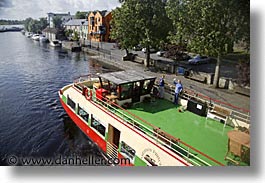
90, 31, 92, 48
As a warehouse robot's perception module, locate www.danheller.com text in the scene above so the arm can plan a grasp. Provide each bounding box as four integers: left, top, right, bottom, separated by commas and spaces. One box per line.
7, 155, 130, 166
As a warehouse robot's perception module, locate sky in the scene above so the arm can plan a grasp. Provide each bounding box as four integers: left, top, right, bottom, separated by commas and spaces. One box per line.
0, 0, 121, 20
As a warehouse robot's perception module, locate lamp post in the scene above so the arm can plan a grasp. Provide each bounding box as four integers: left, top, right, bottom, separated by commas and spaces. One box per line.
90, 31, 92, 48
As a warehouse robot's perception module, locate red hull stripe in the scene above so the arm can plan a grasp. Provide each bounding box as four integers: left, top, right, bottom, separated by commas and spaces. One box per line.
60, 97, 107, 151
60, 97, 133, 166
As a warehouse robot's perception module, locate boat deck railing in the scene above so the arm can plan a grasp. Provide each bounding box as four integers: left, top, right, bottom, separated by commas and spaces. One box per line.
72, 75, 249, 166
72, 81, 224, 166
157, 83, 250, 126
91, 90, 224, 166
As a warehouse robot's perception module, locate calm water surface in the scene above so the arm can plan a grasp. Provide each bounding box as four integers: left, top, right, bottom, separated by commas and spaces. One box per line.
0, 32, 111, 165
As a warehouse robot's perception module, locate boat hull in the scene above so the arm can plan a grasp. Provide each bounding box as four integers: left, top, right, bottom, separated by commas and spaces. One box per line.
59, 97, 133, 166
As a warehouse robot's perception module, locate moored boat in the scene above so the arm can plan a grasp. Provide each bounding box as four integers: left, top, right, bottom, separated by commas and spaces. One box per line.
59, 70, 250, 166
39, 35, 49, 43
31, 34, 40, 41
50, 40, 61, 47
26, 32, 33, 38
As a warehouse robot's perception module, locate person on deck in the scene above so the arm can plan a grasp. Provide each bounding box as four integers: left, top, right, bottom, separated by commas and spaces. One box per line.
173, 79, 183, 105
159, 75, 165, 98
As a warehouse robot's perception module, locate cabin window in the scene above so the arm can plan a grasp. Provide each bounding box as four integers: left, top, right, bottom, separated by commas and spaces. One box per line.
99, 78, 110, 91
109, 81, 118, 95
120, 83, 133, 100
142, 79, 154, 95
142, 80, 150, 95
77, 105, 89, 122
91, 115, 106, 137
120, 141, 136, 161
67, 95, 76, 111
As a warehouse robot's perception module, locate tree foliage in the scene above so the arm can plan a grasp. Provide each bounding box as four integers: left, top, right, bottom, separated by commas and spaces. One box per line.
0, 19, 24, 25
24, 17, 48, 33
53, 16, 63, 29
166, 0, 250, 87
75, 11, 88, 19
111, 0, 172, 67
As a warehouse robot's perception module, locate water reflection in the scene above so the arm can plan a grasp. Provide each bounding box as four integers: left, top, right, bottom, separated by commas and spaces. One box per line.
0, 32, 111, 166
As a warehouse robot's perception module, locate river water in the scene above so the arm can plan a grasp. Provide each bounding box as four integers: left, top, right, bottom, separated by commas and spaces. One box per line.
0, 32, 112, 165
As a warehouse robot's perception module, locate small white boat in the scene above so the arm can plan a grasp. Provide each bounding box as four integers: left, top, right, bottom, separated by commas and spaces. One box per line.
39, 35, 49, 43
26, 32, 33, 38
50, 40, 61, 47
32, 34, 40, 41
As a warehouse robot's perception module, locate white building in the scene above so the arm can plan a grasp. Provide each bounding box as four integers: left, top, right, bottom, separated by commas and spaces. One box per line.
47, 12, 74, 28
64, 19, 89, 40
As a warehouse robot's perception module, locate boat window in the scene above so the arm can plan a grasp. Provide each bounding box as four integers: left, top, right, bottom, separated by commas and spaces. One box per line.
109, 82, 118, 95
142, 79, 154, 95
99, 78, 109, 90
77, 105, 89, 122
67, 95, 76, 111
120, 141, 136, 161
91, 115, 106, 137
120, 83, 133, 100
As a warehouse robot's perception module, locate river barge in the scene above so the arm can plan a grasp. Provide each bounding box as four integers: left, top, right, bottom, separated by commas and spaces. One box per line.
59, 70, 250, 166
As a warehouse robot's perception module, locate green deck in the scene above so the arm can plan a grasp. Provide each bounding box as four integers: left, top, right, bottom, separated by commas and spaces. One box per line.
126, 99, 233, 165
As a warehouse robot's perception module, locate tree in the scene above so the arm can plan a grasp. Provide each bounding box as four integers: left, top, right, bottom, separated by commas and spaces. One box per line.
75, 11, 88, 19
166, 0, 250, 87
24, 17, 33, 32
72, 31, 80, 41
24, 17, 48, 33
110, 5, 141, 55
38, 17, 48, 31
53, 16, 63, 29
111, 0, 172, 67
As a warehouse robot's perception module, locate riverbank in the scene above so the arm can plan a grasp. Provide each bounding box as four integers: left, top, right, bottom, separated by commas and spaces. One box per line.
82, 45, 250, 114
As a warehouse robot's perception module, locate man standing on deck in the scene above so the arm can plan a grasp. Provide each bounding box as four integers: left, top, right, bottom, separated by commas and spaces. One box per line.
159, 75, 165, 98
173, 79, 183, 105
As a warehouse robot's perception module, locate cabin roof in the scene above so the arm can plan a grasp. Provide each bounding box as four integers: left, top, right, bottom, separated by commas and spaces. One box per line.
98, 70, 156, 85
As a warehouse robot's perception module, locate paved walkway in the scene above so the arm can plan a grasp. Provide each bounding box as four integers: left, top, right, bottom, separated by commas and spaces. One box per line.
84, 41, 250, 113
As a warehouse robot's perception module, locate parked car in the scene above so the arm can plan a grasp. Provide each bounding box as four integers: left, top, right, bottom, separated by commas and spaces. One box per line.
133, 45, 142, 51
188, 55, 211, 65
142, 47, 156, 53
156, 50, 165, 57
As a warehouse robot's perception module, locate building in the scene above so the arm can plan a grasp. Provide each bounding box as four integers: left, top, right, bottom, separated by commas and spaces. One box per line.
42, 27, 66, 41
47, 12, 74, 28
64, 19, 89, 40
87, 10, 112, 42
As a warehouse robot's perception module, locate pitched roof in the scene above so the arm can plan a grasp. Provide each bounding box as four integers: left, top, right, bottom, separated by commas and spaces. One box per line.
98, 70, 156, 85
89, 10, 110, 17
98, 10, 108, 17
42, 27, 59, 34
64, 19, 87, 26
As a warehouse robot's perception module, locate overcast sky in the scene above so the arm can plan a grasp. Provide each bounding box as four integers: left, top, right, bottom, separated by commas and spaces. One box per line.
0, 0, 121, 20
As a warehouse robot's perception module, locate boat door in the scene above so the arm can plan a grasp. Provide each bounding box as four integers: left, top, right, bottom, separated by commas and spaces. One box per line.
107, 124, 120, 148
132, 81, 141, 103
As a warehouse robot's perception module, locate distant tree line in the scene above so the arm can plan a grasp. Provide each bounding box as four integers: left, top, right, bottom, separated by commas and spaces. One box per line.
75, 11, 88, 19
0, 19, 25, 25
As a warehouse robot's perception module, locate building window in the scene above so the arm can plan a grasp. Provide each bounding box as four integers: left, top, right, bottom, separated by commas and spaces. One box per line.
91, 115, 106, 137
67, 95, 76, 111
120, 141, 136, 161
77, 105, 89, 122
